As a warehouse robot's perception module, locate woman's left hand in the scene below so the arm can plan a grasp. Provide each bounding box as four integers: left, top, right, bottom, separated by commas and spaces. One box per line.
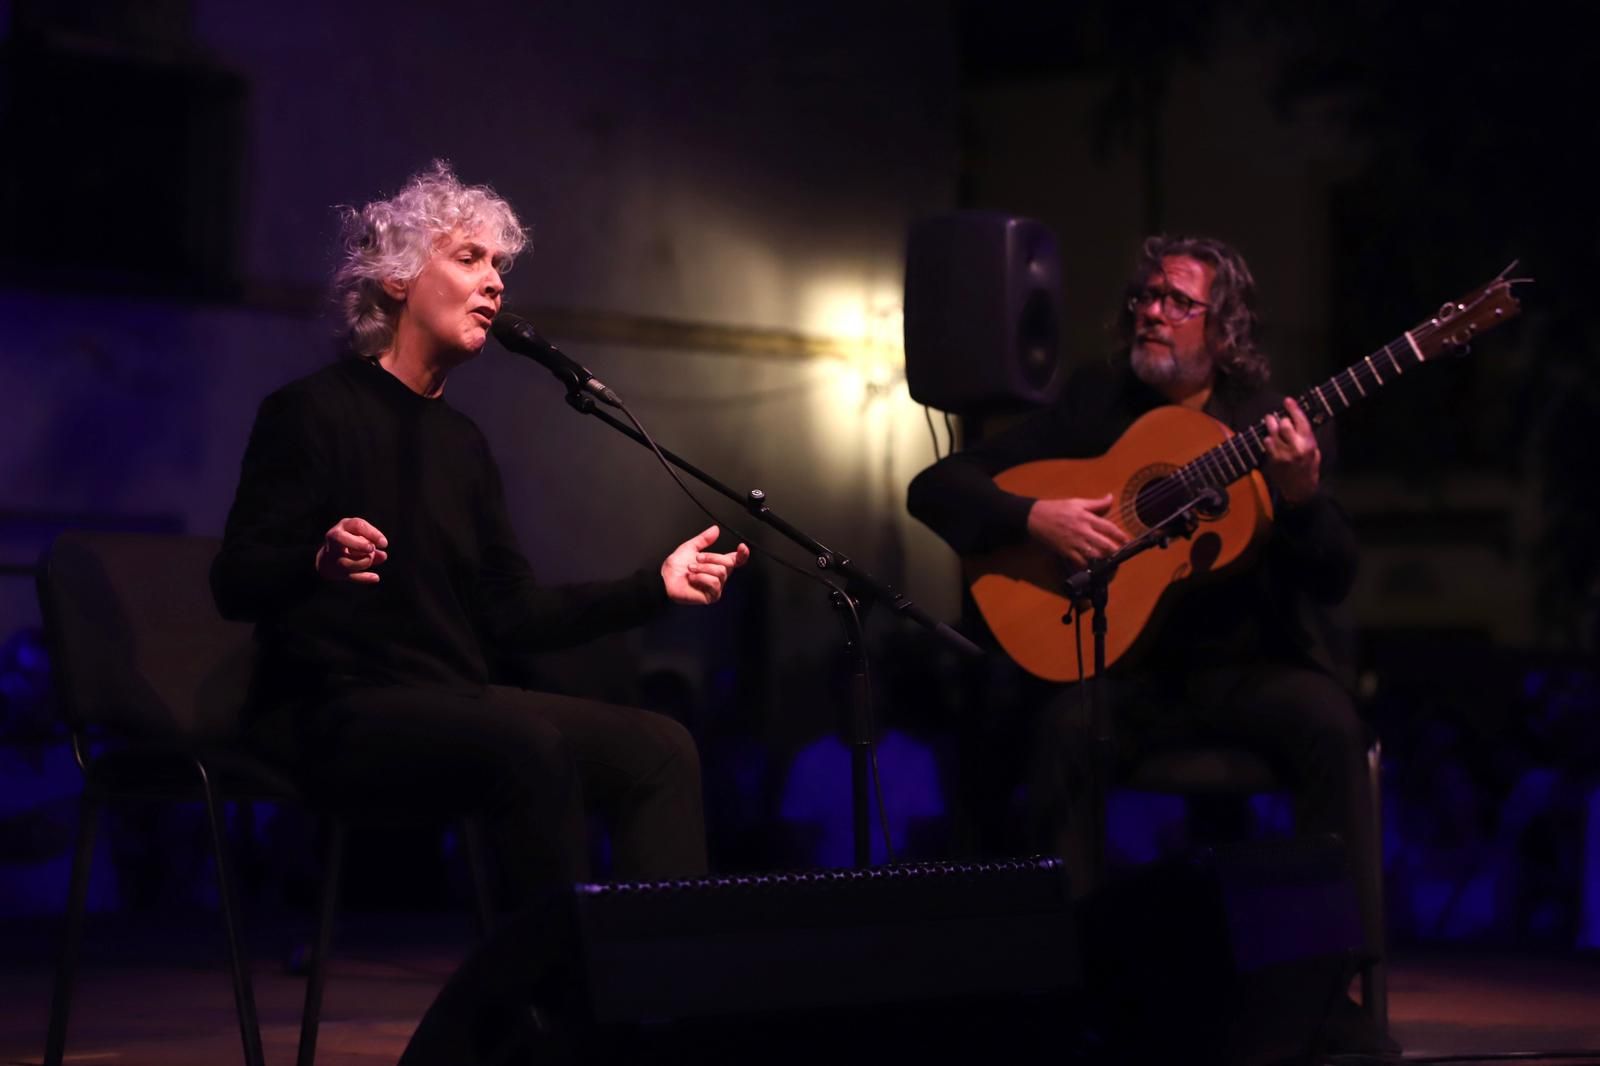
661, 525, 751, 605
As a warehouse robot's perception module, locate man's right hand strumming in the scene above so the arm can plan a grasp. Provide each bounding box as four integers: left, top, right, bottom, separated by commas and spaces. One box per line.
316, 517, 389, 584
1026, 494, 1128, 569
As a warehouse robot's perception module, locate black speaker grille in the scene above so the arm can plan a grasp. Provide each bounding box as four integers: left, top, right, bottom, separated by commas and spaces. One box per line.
1017, 289, 1060, 393
904, 212, 1065, 411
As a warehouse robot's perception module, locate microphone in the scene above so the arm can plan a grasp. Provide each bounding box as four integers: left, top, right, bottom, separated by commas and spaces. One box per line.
490, 313, 622, 407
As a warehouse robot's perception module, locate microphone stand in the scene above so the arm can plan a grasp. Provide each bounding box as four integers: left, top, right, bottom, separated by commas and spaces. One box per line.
1063, 488, 1221, 886
560, 388, 983, 868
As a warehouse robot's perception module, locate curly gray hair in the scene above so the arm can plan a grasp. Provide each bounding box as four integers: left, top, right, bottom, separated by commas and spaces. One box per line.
333, 160, 528, 357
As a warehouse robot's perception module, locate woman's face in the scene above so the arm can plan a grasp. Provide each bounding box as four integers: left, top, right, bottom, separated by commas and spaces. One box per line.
392, 227, 508, 360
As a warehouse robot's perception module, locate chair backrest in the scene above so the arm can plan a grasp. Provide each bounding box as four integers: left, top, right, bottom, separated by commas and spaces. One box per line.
38, 530, 255, 742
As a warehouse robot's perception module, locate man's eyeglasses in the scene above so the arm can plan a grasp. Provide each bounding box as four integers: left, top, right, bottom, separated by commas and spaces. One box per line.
1127, 286, 1209, 322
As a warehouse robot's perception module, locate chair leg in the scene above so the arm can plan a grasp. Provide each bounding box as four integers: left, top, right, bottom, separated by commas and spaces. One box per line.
43, 792, 100, 1066
297, 818, 345, 1066
1359, 741, 1389, 1036
200, 767, 267, 1066
461, 818, 497, 940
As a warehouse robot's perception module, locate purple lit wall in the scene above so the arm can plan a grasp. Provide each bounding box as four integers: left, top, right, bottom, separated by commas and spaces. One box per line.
0, 0, 963, 679
0, 0, 963, 906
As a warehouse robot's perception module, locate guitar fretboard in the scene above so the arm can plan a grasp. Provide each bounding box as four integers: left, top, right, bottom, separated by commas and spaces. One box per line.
1176, 332, 1425, 495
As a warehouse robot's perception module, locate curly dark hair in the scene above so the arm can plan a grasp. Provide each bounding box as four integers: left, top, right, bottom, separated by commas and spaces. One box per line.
1115, 234, 1269, 388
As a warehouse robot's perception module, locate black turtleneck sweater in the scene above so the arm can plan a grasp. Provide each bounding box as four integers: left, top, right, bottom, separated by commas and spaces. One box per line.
212, 357, 669, 702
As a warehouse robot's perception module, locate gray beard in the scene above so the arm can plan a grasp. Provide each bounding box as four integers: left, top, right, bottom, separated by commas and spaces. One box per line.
1131, 344, 1212, 395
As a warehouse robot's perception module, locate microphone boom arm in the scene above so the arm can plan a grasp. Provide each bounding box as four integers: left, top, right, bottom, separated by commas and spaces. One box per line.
558, 389, 981, 659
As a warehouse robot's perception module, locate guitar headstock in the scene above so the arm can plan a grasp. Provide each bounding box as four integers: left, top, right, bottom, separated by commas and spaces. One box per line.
1410, 265, 1528, 361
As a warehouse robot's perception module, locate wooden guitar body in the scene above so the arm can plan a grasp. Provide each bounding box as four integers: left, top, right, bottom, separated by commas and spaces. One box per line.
964, 405, 1274, 682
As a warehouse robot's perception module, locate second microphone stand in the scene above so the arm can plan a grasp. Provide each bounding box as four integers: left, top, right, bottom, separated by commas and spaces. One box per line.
1063, 487, 1223, 886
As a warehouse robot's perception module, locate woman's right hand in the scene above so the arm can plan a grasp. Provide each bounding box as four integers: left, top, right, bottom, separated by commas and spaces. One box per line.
315, 517, 389, 584
1025, 495, 1127, 569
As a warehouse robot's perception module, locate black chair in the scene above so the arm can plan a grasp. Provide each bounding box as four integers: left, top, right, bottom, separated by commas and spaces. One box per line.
37, 530, 499, 1066
1120, 741, 1388, 1038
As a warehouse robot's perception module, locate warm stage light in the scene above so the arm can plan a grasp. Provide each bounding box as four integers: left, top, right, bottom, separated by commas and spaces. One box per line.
799, 274, 907, 411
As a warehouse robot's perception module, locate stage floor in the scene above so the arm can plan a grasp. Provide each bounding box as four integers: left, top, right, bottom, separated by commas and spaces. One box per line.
2, 913, 1598, 1065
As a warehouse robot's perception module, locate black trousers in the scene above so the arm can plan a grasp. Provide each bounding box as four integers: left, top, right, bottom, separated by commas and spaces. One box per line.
957, 659, 1373, 936
253, 684, 707, 896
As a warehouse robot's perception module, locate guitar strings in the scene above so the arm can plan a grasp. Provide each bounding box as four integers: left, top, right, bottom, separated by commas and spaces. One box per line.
1109, 332, 1418, 530
1110, 420, 1275, 529
1104, 300, 1494, 536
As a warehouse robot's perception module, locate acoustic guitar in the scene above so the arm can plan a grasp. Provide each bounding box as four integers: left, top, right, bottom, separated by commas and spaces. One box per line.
965, 270, 1526, 682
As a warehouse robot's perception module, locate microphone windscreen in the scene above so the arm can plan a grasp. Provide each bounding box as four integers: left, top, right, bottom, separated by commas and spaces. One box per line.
490, 312, 551, 353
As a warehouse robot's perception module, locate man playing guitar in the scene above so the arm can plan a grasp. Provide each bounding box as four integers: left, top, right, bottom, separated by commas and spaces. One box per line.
908, 235, 1375, 1038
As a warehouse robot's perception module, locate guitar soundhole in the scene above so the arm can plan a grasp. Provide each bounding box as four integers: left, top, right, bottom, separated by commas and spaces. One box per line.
1131, 471, 1183, 530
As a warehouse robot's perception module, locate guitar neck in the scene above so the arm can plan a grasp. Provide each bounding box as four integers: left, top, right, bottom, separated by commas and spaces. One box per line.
1178, 332, 1423, 493
1173, 271, 1522, 495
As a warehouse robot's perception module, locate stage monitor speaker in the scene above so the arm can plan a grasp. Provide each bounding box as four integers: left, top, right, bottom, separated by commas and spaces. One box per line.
399, 859, 1080, 1066
1081, 836, 1366, 1066
903, 211, 1065, 413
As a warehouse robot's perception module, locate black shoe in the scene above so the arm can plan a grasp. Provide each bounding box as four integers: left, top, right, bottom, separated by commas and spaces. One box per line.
1323, 994, 1402, 1057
